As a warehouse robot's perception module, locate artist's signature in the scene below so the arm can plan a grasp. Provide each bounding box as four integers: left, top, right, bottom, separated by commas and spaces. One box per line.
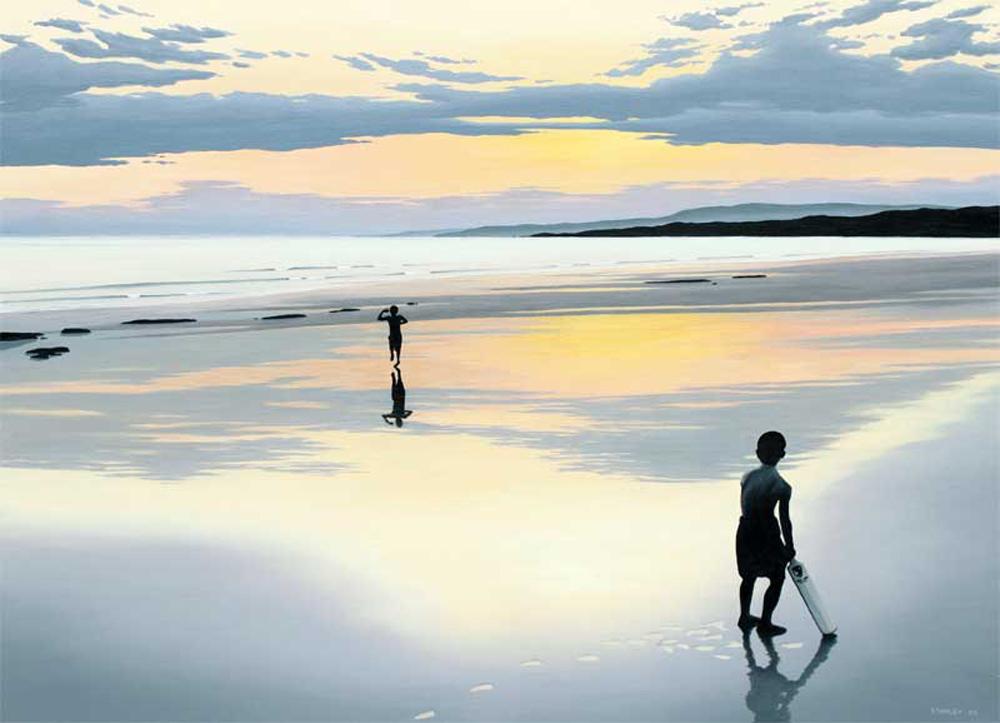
930, 706, 979, 719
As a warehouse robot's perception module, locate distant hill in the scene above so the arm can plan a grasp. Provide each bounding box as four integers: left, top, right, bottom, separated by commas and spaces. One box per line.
433, 203, 947, 237
532, 206, 999, 238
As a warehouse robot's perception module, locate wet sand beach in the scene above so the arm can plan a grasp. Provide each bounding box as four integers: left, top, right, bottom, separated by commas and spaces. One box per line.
1, 249, 997, 722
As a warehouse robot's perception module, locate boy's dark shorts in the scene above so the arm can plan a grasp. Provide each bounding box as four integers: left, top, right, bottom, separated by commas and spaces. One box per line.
736, 515, 789, 579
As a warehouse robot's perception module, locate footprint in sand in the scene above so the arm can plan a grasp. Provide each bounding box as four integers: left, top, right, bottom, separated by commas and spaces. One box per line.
780, 642, 804, 649
520, 658, 543, 668
694, 645, 717, 652
686, 628, 711, 637
723, 641, 742, 649
714, 654, 733, 661
413, 711, 435, 720
577, 654, 600, 663
469, 683, 494, 693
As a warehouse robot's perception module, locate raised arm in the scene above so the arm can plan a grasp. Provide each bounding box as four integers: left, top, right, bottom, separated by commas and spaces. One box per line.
779, 489, 795, 558
377, 309, 389, 321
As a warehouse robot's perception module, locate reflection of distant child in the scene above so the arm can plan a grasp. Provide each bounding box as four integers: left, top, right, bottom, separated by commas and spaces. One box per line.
382, 369, 413, 428
377, 305, 408, 365
737, 431, 796, 636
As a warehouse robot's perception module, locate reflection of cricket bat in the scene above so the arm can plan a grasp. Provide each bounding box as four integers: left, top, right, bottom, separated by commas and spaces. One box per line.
787, 559, 838, 636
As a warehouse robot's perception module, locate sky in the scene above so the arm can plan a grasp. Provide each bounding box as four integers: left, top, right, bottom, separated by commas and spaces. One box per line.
1, 0, 998, 234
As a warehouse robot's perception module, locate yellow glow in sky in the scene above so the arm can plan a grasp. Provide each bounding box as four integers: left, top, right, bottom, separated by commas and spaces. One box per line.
4, 131, 999, 207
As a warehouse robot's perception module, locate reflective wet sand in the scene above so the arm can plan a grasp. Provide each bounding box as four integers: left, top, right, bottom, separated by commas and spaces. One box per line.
1, 252, 997, 721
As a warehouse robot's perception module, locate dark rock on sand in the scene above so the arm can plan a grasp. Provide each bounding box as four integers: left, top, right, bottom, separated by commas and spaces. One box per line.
61, 327, 92, 335
732, 274, 767, 279
261, 313, 307, 320
406, 302, 418, 306
1, 332, 45, 341
26, 346, 70, 359
329, 308, 361, 313
644, 278, 713, 285
122, 318, 197, 325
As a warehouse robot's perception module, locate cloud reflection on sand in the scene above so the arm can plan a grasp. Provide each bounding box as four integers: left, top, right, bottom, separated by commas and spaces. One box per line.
3, 311, 996, 399
2, 372, 995, 650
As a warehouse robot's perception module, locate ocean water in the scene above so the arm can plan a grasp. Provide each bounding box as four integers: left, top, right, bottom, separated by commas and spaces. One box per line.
2, 235, 997, 313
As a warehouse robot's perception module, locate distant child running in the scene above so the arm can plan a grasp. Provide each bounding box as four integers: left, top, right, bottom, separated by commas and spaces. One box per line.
377, 305, 408, 365
737, 431, 796, 637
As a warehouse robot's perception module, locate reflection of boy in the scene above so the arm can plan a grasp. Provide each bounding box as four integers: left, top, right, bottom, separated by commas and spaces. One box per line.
736, 431, 795, 636
743, 633, 837, 722
382, 370, 413, 427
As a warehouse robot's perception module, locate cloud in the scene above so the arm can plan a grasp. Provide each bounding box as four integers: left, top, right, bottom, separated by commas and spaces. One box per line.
731, 12, 824, 48
669, 12, 732, 30
55, 29, 230, 64
237, 48, 268, 59
604, 37, 703, 77
0, 41, 214, 111
817, 0, 938, 29
945, 5, 989, 19
424, 54, 474, 65
716, 3, 764, 17
4, 14, 997, 165
142, 24, 231, 43
232, 61, 250, 69
0, 91, 524, 165
271, 50, 292, 58
892, 17, 1000, 59
117, 4, 153, 17
34, 18, 88, 33
601, 108, 998, 148
3, 176, 996, 236
333, 54, 375, 71
397, 18, 998, 122
78, 0, 95, 6
97, 3, 120, 15
356, 53, 523, 83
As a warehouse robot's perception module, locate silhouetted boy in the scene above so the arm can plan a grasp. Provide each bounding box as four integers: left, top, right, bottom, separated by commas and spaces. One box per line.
737, 431, 796, 636
377, 305, 408, 365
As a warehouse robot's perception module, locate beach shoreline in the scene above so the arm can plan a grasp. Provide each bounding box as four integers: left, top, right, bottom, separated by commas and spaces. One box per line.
1, 248, 997, 721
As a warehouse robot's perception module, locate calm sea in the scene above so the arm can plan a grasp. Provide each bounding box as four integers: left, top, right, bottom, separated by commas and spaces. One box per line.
1, 235, 995, 313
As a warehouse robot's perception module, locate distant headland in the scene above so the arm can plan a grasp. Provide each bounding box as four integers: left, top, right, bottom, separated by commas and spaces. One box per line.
532, 206, 999, 238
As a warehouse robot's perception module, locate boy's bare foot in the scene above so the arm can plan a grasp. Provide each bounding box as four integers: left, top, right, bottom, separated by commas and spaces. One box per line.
756, 622, 787, 637
737, 615, 760, 632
